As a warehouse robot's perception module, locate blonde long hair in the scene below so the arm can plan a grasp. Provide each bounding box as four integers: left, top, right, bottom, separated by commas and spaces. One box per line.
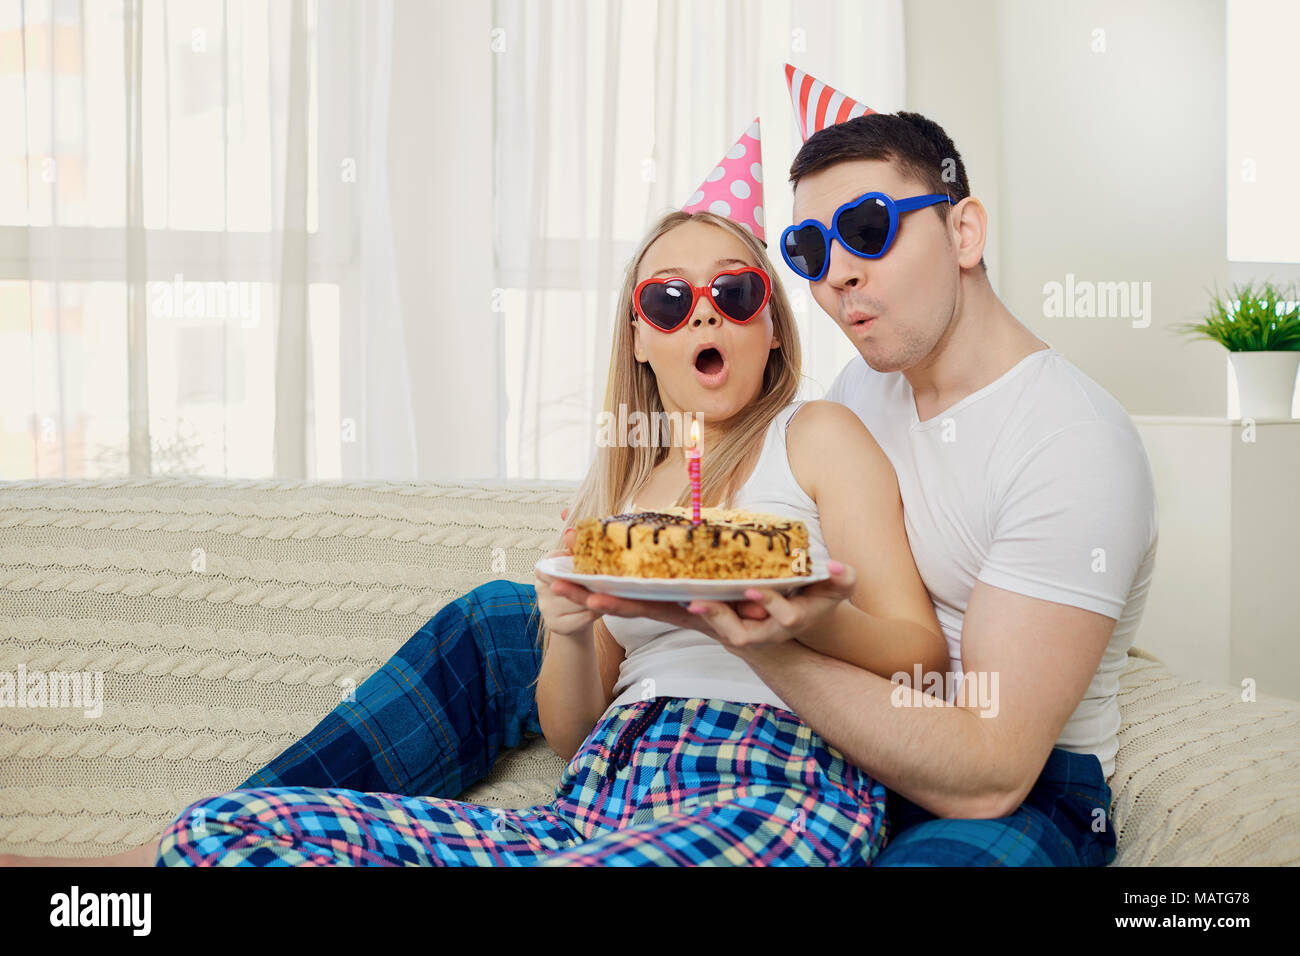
529, 210, 804, 658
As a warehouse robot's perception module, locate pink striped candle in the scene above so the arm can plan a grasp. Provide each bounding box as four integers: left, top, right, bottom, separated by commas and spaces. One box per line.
687, 419, 701, 525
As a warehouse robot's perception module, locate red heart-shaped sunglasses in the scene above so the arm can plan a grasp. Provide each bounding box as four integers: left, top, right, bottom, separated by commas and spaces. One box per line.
633, 267, 772, 332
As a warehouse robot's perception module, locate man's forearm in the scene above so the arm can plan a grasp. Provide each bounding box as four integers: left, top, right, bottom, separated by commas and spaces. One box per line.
795, 600, 949, 681
737, 640, 1015, 818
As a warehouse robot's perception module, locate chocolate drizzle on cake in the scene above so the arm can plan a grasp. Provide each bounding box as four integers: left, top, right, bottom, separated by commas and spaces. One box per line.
599, 511, 796, 556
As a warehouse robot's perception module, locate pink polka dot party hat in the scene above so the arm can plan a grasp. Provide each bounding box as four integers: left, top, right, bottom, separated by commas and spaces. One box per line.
680, 118, 766, 244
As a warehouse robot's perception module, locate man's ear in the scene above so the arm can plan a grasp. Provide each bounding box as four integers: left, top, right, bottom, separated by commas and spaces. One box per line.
951, 196, 988, 271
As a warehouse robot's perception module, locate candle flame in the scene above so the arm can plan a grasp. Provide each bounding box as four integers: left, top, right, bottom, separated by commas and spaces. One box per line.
690, 418, 700, 449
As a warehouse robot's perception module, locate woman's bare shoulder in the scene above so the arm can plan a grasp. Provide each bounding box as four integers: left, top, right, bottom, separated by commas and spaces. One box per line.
788, 399, 877, 444
786, 400, 893, 501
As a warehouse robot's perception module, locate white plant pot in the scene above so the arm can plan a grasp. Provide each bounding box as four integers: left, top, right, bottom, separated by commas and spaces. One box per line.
1227, 350, 1300, 419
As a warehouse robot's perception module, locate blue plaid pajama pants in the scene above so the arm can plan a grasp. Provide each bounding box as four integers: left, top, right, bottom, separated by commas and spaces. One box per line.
156, 579, 1116, 866
157, 696, 887, 866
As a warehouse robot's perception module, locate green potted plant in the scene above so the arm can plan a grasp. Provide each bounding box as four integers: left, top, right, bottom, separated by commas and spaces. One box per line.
1174, 280, 1300, 419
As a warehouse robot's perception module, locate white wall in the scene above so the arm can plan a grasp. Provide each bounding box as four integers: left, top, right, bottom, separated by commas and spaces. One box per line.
905, 0, 1231, 417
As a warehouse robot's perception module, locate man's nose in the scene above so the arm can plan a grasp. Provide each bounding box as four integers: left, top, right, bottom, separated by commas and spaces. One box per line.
824, 237, 867, 289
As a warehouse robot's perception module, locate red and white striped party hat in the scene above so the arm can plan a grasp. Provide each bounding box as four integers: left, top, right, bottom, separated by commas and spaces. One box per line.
681, 118, 766, 243
785, 63, 876, 142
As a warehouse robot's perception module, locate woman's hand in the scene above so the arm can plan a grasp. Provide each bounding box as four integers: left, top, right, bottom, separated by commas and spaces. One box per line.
535, 548, 604, 640
574, 559, 858, 654
535, 516, 603, 639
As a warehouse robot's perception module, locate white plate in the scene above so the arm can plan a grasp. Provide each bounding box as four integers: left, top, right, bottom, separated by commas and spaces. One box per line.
534, 555, 829, 603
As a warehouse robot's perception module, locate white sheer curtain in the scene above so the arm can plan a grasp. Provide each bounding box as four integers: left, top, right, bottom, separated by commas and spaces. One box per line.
0, 0, 418, 480
493, 0, 905, 481
0, 0, 901, 483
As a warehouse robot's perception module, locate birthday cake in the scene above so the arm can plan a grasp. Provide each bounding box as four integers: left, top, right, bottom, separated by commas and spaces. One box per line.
572, 507, 812, 579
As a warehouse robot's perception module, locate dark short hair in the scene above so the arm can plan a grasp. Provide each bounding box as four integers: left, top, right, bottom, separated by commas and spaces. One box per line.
788, 111, 984, 269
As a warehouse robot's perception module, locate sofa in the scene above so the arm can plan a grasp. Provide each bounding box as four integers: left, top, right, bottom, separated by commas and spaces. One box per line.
1, 476, 1297, 865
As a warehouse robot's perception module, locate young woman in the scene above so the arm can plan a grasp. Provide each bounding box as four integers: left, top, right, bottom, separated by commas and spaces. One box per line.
2, 207, 946, 867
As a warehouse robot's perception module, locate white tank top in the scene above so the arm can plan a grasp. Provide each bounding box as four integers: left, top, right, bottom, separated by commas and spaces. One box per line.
601, 402, 829, 716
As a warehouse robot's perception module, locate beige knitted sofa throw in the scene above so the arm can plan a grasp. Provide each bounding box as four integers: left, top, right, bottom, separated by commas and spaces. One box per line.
0, 477, 568, 858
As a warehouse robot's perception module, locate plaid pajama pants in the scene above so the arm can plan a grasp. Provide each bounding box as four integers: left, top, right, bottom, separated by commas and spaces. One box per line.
155, 579, 1116, 866
156, 696, 888, 866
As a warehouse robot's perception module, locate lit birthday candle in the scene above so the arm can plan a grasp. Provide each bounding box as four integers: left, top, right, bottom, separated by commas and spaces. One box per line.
687, 418, 701, 525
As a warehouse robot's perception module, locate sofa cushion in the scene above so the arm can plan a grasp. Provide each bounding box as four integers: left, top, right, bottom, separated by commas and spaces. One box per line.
1109, 650, 1300, 866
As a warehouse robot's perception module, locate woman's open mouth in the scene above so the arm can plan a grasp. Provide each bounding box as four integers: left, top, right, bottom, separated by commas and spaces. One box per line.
692, 345, 728, 387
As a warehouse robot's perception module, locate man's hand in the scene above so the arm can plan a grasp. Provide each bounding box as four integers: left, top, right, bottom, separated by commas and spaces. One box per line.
682, 559, 856, 651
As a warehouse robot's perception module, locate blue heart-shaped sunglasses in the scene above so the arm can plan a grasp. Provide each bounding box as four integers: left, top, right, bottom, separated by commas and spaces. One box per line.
780, 191, 955, 281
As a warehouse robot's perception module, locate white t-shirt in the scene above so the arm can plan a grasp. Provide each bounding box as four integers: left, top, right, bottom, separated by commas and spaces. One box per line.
601, 402, 829, 716
825, 345, 1158, 779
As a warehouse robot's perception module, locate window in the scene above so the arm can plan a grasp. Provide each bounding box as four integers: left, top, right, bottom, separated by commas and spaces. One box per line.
0, 0, 354, 479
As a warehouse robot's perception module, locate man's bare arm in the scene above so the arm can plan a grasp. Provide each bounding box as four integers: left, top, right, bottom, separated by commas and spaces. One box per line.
726, 580, 1116, 819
